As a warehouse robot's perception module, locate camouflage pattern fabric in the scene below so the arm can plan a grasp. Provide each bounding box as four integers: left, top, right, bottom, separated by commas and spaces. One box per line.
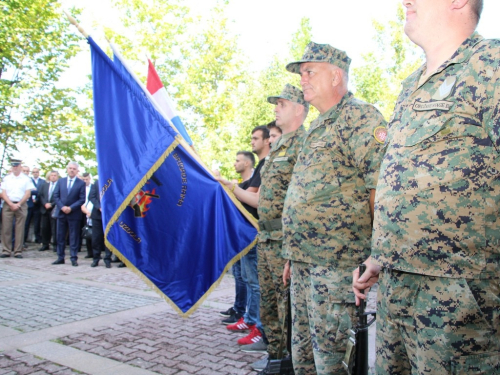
286, 41, 351, 74
257, 125, 305, 357
371, 33, 500, 278
377, 270, 500, 374
282, 91, 387, 267
257, 240, 288, 358
267, 83, 309, 109
290, 261, 355, 375
371, 33, 500, 374
259, 125, 305, 242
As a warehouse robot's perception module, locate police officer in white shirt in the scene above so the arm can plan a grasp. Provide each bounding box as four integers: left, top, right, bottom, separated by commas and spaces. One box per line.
1, 159, 34, 258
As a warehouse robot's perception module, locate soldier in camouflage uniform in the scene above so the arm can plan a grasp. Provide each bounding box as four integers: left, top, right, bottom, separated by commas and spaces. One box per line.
219, 84, 309, 371
353, 0, 500, 374
282, 43, 387, 374
255, 84, 308, 366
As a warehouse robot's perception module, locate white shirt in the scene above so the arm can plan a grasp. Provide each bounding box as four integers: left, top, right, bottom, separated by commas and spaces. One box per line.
1, 173, 33, 201
85, 185, 91, 204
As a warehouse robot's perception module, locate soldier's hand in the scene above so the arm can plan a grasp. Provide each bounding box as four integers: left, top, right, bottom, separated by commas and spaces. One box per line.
353, 257, 381, 306
283, 260, 291, 286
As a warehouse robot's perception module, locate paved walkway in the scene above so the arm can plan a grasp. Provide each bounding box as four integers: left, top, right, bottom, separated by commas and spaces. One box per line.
0, 243, 376, 374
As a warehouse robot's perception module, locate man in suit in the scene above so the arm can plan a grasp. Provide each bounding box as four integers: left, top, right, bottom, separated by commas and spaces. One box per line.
38, 170, 59, 251
52, 162, 85, 266
30, 168, 45, 244
79, 172, 93, 258
21, 165, 37, 247
89, 180, 111, 268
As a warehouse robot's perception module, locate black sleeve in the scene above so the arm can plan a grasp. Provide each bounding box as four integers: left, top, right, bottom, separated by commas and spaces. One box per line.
249, 159, 265, 188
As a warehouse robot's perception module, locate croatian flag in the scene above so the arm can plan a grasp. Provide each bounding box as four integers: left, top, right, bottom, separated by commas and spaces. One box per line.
147, 60, 193, 146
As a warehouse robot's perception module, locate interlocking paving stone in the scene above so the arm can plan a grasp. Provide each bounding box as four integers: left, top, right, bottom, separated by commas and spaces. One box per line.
0, 281, 161, 332
59, 307, 263, 374
0, 269, 34, 282
0, 350, 88, 375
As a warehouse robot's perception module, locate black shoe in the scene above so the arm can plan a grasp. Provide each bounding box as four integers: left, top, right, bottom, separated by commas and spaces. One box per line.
38, 245, 49, 251
14, 254, 23, 259
117, 262, 126, 268
221, 312, 243, 325
0, 254, 10, 258
91, 260, 99, 267
52, 259, 65, 265
84, 255, 93, 259
71, 261, 78, 267
104, 261, 111, 268
220, 307, 236, 317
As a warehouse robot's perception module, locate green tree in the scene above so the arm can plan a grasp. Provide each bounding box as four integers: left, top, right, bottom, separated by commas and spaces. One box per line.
107, 0, 246, 178
0, 0, 90, 174
352, 4, 423, 119
235, 16, 317, 155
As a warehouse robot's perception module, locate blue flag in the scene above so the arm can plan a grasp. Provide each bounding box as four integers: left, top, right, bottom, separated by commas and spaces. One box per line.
88, 37, 258, 316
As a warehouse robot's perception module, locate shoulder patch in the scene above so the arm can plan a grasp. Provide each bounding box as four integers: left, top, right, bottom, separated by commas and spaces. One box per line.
373, 126, 387, 144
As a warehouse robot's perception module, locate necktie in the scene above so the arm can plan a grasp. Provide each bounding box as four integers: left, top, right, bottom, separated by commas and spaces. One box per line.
49, 183, 54, 198
67, 179, 73, 191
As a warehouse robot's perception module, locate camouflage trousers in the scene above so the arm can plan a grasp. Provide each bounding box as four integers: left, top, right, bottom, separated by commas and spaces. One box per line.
257, 240, 289, 358
290, 261, 355, 375
377, 269, 500, 374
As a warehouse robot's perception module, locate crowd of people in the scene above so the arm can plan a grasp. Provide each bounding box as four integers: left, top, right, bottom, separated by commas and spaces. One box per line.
217, 1, 500, 374
1, 1, 498, 374
0, 161, 122, 268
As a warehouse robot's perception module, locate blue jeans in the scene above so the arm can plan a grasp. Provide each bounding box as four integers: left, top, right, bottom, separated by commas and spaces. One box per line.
232, 260, 247, 315
241, 245, 262, 329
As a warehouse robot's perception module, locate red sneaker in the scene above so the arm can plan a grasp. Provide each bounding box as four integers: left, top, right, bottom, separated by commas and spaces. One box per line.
237, 326, 262, 345
226, 317, 255, 331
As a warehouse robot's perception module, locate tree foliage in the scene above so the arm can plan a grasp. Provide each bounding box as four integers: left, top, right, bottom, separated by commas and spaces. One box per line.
0, 0, 93, 174
352, 4, 423, 120
235, 16, 317, 156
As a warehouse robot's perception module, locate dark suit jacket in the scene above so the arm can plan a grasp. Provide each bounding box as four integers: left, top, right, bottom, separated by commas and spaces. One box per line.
53, 177, 86, 220
39, 180, 56, 214
88, 182, 102, 221
32, 177, 45, 206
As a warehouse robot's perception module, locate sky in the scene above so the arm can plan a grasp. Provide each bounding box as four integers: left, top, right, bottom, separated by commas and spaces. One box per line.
19, 0, 500, 170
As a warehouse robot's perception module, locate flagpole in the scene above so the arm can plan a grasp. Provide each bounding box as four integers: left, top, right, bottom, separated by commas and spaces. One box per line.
63, 10, 88, 38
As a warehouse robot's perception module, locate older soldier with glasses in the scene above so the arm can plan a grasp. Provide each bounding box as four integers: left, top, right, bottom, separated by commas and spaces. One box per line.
353, 0, 500, 373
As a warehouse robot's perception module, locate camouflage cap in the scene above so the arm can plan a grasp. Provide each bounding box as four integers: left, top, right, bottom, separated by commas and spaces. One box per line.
267, 84, 309, 109
286, 42, 351, 74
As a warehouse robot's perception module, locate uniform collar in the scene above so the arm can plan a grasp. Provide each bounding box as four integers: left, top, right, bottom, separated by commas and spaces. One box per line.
316, 91, 353, 126
408, 32, 484, 89
274, 125, 305, 150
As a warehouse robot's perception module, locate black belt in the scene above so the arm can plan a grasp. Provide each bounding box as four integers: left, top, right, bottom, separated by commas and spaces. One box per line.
258, 218, 282, 231
11, 201, 19, 204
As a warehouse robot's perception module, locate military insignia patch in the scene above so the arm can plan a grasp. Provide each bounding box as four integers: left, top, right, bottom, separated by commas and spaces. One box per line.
278, 151, 286, 156
274, 156, 289, 162
432, 76, 456, 100
373, 126, 387, 144
311, 141, 326, 149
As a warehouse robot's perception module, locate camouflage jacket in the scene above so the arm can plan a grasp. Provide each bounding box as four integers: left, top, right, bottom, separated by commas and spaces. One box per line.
282, 92, 387, 266
258, 125, 305, 242
372, 33, 500, 279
